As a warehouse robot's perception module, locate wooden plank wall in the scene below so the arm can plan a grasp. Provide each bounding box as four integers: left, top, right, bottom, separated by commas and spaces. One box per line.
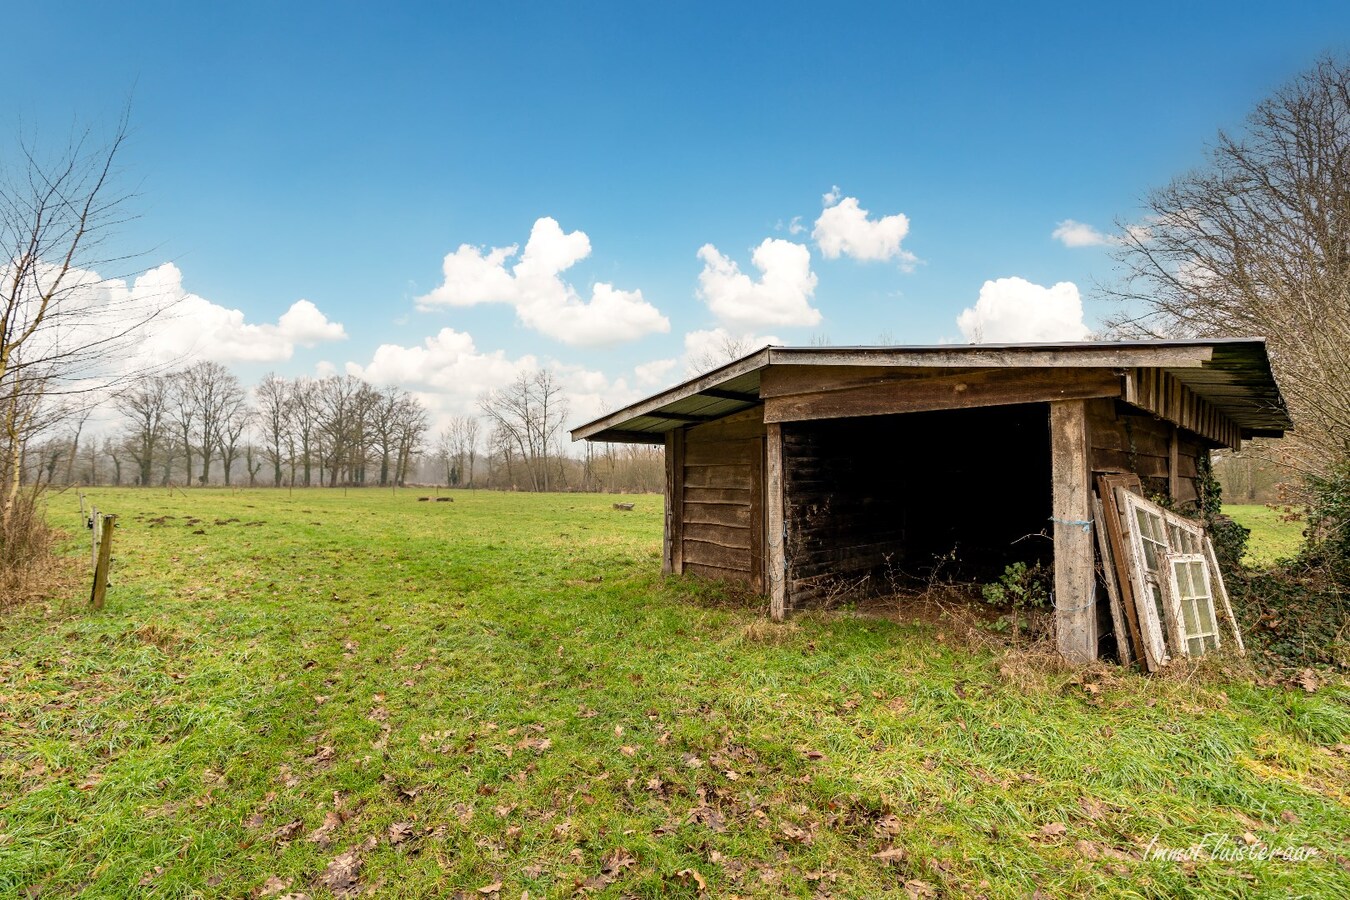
680, 408, 765, 586
780, 423, 910, 609
1086, 398, 1207, 509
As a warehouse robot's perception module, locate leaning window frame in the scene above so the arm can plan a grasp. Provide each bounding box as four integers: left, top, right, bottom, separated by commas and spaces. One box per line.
1114, 489, 1213, 664
1167, 553, 1221, 656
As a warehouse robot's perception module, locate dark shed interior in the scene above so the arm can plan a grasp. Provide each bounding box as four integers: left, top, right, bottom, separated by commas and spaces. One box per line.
782, 404, 1053, 605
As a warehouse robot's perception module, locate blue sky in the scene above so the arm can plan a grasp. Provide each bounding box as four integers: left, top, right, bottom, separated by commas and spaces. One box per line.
9, 1, 1348, 426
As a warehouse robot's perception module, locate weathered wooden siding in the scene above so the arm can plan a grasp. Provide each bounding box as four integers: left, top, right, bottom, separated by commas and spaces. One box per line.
781, 420, 909, 608
679, 408, 765, 587
1086, 399, 1209, 509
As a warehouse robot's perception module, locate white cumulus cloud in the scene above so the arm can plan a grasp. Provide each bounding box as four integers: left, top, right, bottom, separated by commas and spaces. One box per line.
346, 327, 535, 399
10, 260, 347, 374
135, 264, 347, 365
1051, 219, 1115, 248
634, 358, 678, 387
955, 277, 1090, 343
696, 239, 819, 329
344, 327, 643, 432
415, 217, 670, 346
813, 192, 916, 267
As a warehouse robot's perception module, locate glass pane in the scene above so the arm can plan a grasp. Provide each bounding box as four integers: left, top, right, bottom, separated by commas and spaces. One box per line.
1181, 596, 1199, 633
1149, 584, 1167, 628
1175, 560, 1193, 597
1188, 636, 1205, 655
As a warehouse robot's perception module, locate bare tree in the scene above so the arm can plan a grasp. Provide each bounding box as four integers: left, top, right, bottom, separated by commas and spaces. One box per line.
101, 435, 124, 486
317, 375, 365, 486
1106, 55, 1350, 473
177, 361, 245, 484
435, 426, 455, 486
254, 373, 292, 487
439, 414, 481, 488
459, 414, 480, 488
478, 369, 568, 492
243, 442, 264, 486
1, 118, 149, 520
217, 396, 251, 486
370, 385, 423, 486
115, 373, 169, 485
289, 377, 322, 486
393, 395, 428, 486
167, 372, 196, 484
688, 333, 758, 375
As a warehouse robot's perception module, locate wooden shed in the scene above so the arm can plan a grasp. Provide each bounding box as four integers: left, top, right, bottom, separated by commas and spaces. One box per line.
571, 340, 1290, 662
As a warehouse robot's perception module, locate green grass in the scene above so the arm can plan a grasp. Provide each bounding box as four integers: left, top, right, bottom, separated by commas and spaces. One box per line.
2, 488, 1348, 898
1224, 504, 1307, 567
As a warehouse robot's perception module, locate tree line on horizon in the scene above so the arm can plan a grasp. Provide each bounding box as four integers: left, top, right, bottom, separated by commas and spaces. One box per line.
19, 363, 664, 494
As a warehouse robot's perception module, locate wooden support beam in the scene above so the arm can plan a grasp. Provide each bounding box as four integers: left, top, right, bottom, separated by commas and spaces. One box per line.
653, 411, 716, 423
1126, 368, 1243, 449
764, 368, 1122, 424
1050, 401, 1096, 664
766, 422, 787, 619
698, 387, 761, 403
663, 429, 686, 574
592, 429, 667, 444
1168, 426, 1181, 501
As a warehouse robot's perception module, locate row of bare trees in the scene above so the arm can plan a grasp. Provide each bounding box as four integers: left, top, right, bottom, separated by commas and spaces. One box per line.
433, 369, 661, 493
21, 362, 666, 493
71, 364, 431, 487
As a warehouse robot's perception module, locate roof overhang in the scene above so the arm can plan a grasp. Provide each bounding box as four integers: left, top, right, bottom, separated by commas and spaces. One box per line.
570, 339, 1292, 444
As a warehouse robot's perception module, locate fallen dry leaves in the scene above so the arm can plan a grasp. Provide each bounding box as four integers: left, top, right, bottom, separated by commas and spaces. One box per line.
676, 867, 708, 892
318, 850, 362, 897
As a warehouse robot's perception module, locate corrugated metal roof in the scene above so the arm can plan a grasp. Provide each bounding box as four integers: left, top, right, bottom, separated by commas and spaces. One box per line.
570, 339, 1291, 444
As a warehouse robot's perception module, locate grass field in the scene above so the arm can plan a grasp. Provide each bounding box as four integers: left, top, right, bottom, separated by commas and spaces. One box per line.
3, 488, 1348, 898
1224, 504, 1307, 567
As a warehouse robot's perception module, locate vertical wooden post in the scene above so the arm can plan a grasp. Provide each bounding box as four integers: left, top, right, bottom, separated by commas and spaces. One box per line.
748, 437, 765, 594
662, 434, 674, 574
1050, 401, 1095, 664
1168, 425, 1180, 502
766, 422, 787, 620
664, 428, 685, 575
90, 514, 116, 610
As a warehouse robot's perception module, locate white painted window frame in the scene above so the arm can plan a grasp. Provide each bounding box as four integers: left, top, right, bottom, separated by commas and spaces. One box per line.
1114, 489, 1218, 665
1167, 553, 1222, 656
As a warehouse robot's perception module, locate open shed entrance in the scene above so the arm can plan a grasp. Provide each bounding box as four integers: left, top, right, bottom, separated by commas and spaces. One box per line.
781, 403, 1053, 607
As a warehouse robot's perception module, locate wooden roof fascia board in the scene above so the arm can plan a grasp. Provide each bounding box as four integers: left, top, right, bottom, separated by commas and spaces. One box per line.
766, 344, 1217, 370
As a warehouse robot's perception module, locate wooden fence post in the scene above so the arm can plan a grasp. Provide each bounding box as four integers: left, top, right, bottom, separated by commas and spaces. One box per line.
90, 514, 116, 609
